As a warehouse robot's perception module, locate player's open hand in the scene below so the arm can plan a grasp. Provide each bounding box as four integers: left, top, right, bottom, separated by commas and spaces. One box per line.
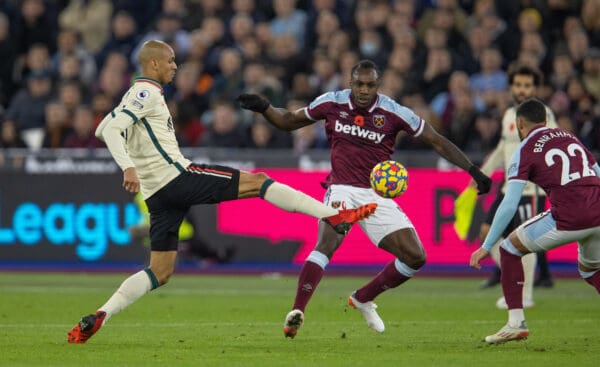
237, 93, 270, 113
469, 248, 490, 270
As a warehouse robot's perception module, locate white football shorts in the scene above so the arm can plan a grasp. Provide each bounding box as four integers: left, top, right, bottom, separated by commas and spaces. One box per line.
324, 184, 415, 246
516, 210, 600, 269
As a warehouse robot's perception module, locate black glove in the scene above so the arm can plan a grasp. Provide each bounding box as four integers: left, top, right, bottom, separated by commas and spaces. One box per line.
237, 93, 270, 113
468, 165, 492, 195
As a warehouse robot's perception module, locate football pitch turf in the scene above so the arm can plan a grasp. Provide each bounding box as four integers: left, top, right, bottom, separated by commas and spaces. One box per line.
0, 272, 598, 367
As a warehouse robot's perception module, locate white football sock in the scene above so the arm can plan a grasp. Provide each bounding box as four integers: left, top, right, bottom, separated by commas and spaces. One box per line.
99, 270, 153, 322
508, 309, 525, 328
263, 181, 337, 218
521, 252, 536, 301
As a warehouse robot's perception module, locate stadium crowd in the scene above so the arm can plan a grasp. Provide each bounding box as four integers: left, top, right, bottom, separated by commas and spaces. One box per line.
0, 0, 599, 156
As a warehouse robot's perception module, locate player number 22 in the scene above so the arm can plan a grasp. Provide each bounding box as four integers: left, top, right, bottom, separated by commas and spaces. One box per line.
545, 143, 596, 185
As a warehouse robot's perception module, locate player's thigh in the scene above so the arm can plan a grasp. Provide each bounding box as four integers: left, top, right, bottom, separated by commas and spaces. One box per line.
516, 211, 592, 253
577, 227, 600, 270
357, 192, 416, 247
183, 163, 241, 203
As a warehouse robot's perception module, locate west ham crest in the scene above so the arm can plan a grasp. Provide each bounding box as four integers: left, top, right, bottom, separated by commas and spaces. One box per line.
373, 114, 386, 128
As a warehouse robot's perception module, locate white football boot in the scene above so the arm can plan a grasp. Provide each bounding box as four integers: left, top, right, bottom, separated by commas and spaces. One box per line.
348, 292, 385, 333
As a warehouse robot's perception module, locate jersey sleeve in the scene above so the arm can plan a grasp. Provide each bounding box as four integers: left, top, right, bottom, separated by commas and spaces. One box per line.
506, 144, 529, 182
305, 92, 335, 121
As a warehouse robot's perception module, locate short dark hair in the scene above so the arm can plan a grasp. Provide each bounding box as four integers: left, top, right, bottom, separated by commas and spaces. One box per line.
508, 64, 542, 86
516, 98, 546, 124
350, 59, 381, 80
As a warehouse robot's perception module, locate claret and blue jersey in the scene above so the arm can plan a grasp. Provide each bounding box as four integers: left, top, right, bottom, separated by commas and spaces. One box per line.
304, 90, 425, 188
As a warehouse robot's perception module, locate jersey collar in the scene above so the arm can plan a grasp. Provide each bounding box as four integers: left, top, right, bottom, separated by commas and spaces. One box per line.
134, 77, 164, 95
348, 93, 379, 113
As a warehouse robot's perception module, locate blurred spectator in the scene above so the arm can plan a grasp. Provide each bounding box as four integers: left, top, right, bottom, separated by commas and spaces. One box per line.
582, 48, 600, 102
566, 29, 590, 72
59, 0, 113, 54
209, 48, 244, 101
357, 29, 387, 67
306, 9, 340, 51
229, 12, 255, 48
15, 43, 51, 86
58, 80, 85, 126
201, 99, 247, 147
172, 62, 206, 146
112, 0, 161, 34
469, 47, 508, 109
3, 69, 54, 150
266, 33, 305, 89
308, 51, 342, 94
90, 91, 113, 127
270, 0, 308, 49
130, 12, 190, 68
581, 0, 600, 46
96, 10, 139, 71
41, 101, 71, 149
14, 0, 57, 56
469, 109, 501, 153
420, 47, 453, 102
247, 117, 288, 149
0, 12, 16, 108
431, 70, 485, 121
51, 29, 97, 88
242, 62, 284, 108
549, 51, 576, 91
0, 120, 27, 148
62, 105, 103, 148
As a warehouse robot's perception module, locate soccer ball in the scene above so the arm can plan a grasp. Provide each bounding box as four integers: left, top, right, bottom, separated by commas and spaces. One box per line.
370, 160, 409, 198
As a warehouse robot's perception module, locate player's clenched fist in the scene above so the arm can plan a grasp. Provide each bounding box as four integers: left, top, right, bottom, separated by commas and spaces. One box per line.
237, 93, 270, 113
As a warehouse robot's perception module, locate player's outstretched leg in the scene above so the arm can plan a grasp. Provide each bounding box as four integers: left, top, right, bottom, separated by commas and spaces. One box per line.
348, 291, 384, 333
484, 321, 529, 344
67, 311, 107, 344
323, 203, 377, 234
283, 309, 304, 338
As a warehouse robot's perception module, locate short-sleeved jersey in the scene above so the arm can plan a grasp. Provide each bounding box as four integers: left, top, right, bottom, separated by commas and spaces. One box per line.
482, 105, 556, 196
115, 77, 190, 198
304, 90, 425, 187
508, 126, 600, 230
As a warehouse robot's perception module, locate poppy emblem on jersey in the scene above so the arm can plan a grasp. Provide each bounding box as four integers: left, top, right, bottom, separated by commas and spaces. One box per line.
136, 90, 150, 100
331, 201, 341, 209
354, 115, 365, 126
373, 114, 386, 128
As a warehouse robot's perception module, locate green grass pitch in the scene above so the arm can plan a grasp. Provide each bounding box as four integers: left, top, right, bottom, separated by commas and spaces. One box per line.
0, 272, 598, 367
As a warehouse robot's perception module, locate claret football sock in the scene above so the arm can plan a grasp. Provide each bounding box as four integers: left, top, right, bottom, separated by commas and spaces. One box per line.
355, 260, 412, 302
582, 269, 600, 293
293, 256, 327, 311
500, 247, 524, 309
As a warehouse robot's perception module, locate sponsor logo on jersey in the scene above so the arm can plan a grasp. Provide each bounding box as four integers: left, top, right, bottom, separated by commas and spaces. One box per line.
335, 120, 385, 143
131, 100, 144, 110
136, 90, 150, 100
373, 114, 385, 128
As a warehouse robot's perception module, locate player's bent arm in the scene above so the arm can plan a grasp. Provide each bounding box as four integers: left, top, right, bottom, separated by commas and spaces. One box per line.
481, 180, 526, 251
101, 112, 136, 171
419, 123, 475, 171
262, 106, 314, 131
